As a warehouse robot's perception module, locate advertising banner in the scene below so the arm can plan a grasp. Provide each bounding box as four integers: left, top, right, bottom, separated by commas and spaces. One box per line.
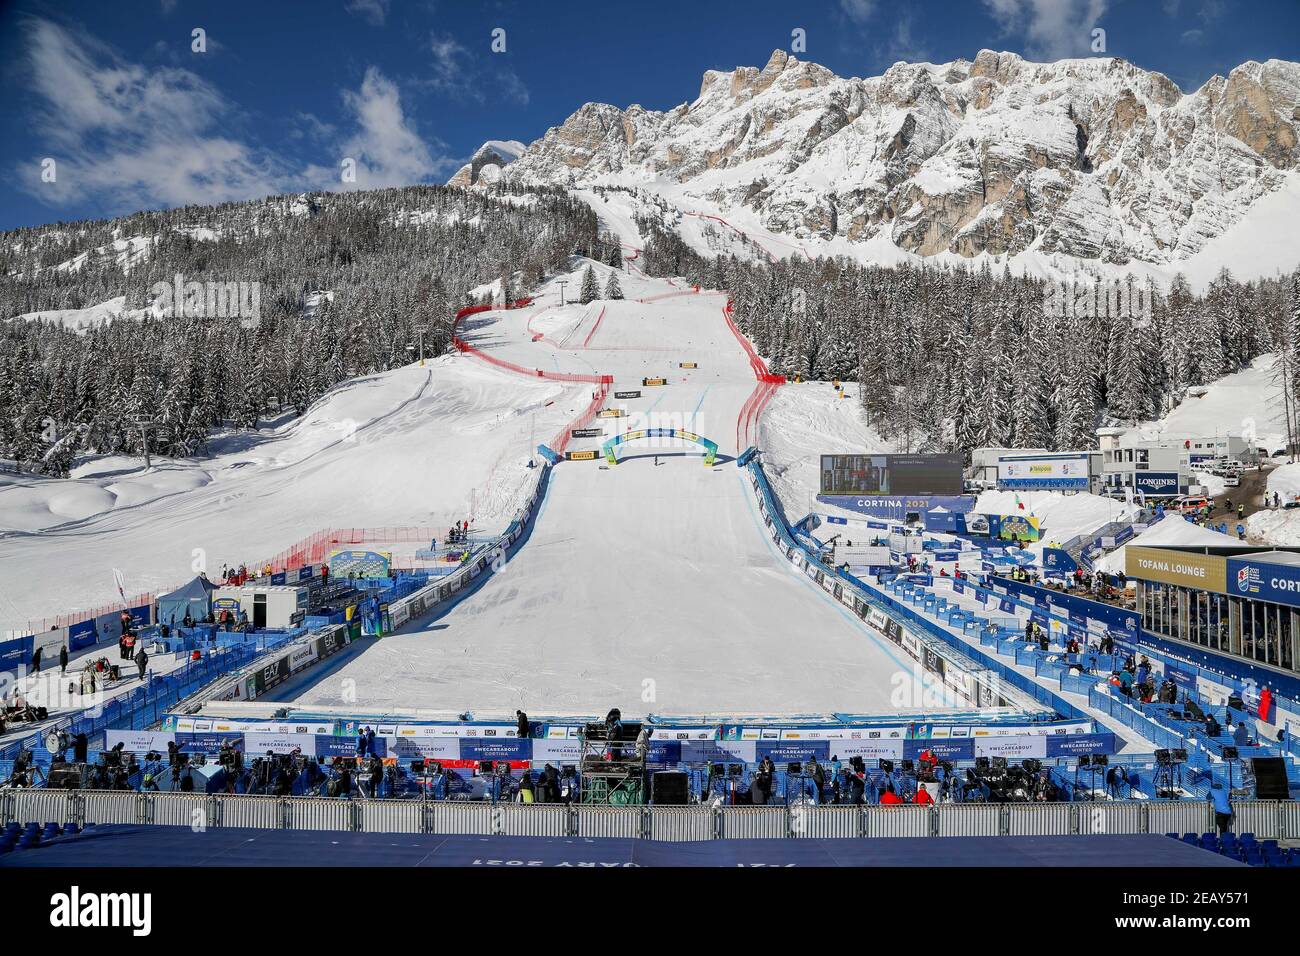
458, 738, 531, 762
244, 731, 318, 755
1044, 733, 1117, 758
388, 737, 459, 761
973, 735, 1048, 759
1126, 546, 1226, 592
829, 738, 905, 760
905, 738, 974, 760
817, 494, 974, 521
997, 453, 1090, 490
1042, 547, 1079, 575
756, 740, 830, 763
105, 730, 176, 753
1135, 471, 1180, 496
613, 390, 641, 399
1226, 556, 1300, 609
998, 514, 1040, 542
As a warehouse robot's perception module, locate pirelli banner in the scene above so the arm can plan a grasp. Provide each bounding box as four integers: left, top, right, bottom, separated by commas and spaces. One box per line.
679, 362, 697, 369
596, 408, 625, 418
566, 449, 599, 460
1125, 546, 1226, 593
642, 377, 667, 386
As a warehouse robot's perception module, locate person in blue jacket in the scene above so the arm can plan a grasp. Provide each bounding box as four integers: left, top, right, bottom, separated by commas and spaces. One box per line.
1209, 782, 1233, 834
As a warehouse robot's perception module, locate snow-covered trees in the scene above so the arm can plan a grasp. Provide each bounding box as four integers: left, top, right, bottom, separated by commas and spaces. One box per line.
579, 265, 600, 304
0, 184, 599, 471
604, 271, 623, 300
633, 222, 1291, 461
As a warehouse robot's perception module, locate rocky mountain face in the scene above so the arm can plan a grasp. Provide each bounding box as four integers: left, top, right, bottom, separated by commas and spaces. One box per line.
457, 49, 1300, 269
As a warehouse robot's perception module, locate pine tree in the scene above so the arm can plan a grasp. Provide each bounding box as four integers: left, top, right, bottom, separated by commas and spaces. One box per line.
579, 265, 600, 304
604, 272, 623, 300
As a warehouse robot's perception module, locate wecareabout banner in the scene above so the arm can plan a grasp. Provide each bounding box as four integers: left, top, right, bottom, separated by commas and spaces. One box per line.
458, 738, 530, 762
817, 495, 975, 521
905, 738, 974, 760
1045, 733, 1118, 758
997, 453, 1090, 490
1226, 556, 1300, 609
1126, 545, 1226, 592
756, 740, 831, 763
973, 735, 1048, 759
1135, 471, 1181, 496
682, 740, 758, 763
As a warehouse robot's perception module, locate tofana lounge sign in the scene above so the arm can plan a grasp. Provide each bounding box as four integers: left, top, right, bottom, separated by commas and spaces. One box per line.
1125, 546, 1226, 592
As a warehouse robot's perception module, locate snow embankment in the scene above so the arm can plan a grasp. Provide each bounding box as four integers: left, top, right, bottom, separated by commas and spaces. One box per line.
0, 356, 585, 633
1094, 516, 1241, 574
757, 381, 890, 520
973, 489, 1135, 554
1132, 353, 1288, 456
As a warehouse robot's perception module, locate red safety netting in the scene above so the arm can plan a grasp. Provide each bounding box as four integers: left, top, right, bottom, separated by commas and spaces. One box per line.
452, 300, 611, 385
551, 382, 611, 454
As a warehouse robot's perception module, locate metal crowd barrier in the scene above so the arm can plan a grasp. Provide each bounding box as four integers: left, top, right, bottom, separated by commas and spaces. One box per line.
5, 790, 1292, 841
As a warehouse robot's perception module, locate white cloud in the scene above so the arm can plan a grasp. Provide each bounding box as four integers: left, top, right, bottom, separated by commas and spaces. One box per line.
425, 31, 530, 107
345, 0, 390, 27
17, 18, 288, 211
306, 66, 451, 189
429, 32, 477, 98
982, 0, 1109, 61
839, 0, 876, 24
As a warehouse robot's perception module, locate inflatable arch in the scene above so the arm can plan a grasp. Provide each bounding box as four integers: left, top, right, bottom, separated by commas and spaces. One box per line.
601, 428, 719, 466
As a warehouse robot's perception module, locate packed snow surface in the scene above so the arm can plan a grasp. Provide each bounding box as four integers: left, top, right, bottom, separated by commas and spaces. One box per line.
0, 359, 584, 632
5, 262, 935, 716
290, 264, 936, 715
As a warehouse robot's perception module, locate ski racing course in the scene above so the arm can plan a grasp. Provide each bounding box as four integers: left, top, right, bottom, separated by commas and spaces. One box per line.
285, 267, 934, 716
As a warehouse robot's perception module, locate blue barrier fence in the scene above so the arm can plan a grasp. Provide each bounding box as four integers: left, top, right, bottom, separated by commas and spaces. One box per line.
0, 635, 297, 765
745, 458, 1095, 729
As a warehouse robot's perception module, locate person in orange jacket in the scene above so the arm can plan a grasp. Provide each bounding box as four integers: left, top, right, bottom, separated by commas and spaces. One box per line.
914, 786, 934, 805
880, 783, 905, 805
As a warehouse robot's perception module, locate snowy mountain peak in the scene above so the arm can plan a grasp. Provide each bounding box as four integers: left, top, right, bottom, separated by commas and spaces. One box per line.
467, 49, 1300, 281
447, 139, 527, 187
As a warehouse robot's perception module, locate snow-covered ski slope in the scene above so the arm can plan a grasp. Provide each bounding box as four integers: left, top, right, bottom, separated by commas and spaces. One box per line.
289, 265, 934, 716
0, 361, 587, 633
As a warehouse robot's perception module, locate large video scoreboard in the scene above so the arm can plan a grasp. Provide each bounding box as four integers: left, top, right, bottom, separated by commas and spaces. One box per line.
819, 453, 963, 497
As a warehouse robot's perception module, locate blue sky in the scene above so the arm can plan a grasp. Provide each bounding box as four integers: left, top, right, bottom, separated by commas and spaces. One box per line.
1, 0, 1297, 230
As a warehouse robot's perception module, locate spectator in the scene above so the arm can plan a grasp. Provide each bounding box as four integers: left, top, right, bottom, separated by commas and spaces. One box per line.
1209, 781, 1233, 834
516, 710, 529, 739
30, 645, 41, 674
1204, 713, 1222, 738
134, 646, 149, 680
879, 783, 905, 805
59, 644, 68, 674
518, 768, 535, 804
1233, 720, 1250, 748
806, 755, 826, 804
